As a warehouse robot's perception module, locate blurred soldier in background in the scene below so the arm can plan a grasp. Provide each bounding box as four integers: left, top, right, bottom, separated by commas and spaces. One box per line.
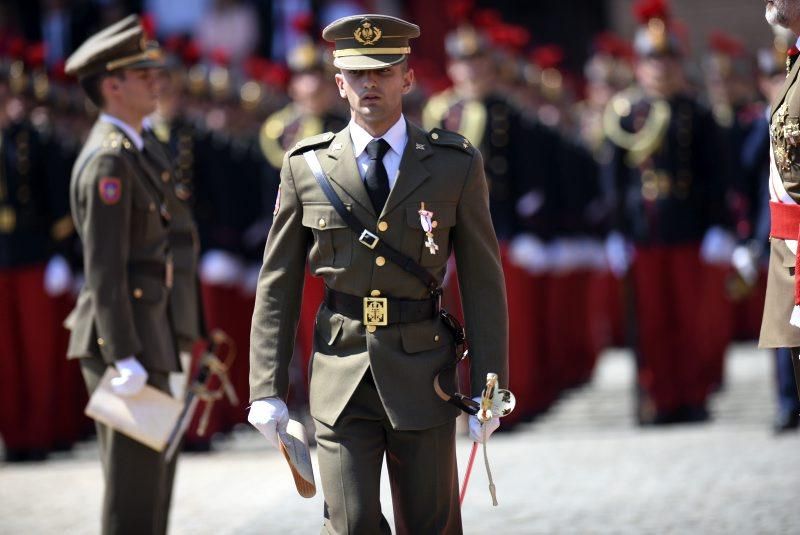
602, 0, 732, 424
424, 22, 559, 423
0, 43, 81, 462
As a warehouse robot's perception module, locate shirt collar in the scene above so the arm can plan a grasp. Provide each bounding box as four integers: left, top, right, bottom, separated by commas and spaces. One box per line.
99, 112, 144, 151
795, 36, 800, 50
349, 114, 407, 157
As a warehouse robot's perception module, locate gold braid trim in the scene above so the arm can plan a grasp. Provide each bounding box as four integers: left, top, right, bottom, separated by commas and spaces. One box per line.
422, 89, 487, 147
259, 105, 323, 169
603, 90, 671, 167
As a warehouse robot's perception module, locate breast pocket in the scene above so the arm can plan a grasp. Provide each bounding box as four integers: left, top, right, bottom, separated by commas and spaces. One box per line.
131, 194, 164, 245
403, 202, 457, 267
302, 202, 353, 268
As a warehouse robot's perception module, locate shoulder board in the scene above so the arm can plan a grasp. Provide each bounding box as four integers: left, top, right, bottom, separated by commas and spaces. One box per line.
428, 128, 473, 154
101, 131, 135, 152
287, 131, 335, 156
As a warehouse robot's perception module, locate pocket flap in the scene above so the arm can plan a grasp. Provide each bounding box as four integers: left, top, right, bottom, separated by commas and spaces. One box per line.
405, 202, 457, 229
316, 308, 345, 346
302, 203, 350, 230
399, 320, 449, 353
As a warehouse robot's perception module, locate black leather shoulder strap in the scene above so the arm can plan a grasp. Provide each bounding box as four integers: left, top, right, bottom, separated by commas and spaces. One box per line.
302, 149, 441, 295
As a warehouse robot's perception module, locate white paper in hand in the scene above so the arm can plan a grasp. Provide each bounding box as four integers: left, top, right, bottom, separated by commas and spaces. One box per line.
84, 367, 183, 451
278, 419, 316, 498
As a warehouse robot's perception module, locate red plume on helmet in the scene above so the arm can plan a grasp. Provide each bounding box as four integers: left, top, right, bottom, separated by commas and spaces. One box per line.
446, 0, 475, 25
594, 32, 634, 61
530, 45, 564, 71
291, 13, 314, 34
140, 12, 157, 40
26, 42, 46, 69
708, 31, 745, 58
633, 0, 670, 24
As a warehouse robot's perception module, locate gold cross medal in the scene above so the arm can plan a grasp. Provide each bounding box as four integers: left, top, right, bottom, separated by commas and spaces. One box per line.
418, 202, 439, 255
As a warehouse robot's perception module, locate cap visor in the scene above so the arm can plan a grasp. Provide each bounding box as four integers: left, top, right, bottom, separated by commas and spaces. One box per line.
333, 54, 406, 70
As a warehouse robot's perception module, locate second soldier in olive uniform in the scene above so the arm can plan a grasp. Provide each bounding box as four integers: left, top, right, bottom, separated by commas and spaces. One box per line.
248, 14, 508, 534
63, 16, 181, 534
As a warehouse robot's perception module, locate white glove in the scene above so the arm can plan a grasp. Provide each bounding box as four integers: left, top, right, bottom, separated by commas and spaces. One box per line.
731, 245, 758, 286
111, 356, 148, 397
44, 255, 73, 296
700, 226, 736, 266
508, 233, 550, 274
199, 249, 243, 286
605, 231, 631, 278
248, 398, 289, 449
468, 397, 501, 444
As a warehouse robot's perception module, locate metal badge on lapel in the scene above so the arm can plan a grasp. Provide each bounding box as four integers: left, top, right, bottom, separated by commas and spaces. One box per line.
418, 202, 439, 255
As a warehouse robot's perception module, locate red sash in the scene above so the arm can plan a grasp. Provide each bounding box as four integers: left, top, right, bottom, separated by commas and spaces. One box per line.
769, 201, 800, 305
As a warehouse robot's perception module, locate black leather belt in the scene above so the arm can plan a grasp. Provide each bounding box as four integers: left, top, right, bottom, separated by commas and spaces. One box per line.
324, 287, 438, 326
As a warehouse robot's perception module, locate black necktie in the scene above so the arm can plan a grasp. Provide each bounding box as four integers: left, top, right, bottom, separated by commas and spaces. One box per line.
365, 138, 391, 214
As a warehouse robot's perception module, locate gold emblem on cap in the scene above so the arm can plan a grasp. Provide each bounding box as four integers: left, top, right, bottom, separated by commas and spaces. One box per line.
354, 20, 382, 46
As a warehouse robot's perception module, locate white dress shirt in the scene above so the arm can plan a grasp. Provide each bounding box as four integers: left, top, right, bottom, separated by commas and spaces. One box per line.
99, 113, 144, 151
349, 115, 407, 191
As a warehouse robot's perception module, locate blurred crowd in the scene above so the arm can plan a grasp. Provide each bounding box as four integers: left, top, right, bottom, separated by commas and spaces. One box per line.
2, 0, 799, 463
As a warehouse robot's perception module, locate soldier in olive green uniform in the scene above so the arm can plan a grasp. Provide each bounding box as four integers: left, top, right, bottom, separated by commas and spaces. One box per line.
63, 16, 180, 534
248, 14, 508, 535
760, 1, 800, 401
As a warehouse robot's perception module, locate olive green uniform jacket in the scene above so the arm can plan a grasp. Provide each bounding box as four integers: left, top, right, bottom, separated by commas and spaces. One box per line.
249, 121, 508, 430
65, 120, 178, 373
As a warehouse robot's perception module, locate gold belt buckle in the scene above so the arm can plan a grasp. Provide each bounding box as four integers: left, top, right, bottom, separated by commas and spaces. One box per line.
363, 297, 388, 326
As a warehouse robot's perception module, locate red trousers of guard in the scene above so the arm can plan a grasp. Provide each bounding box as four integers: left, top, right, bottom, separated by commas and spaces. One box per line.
0, 265, 62, 452
543, 270, 605, 391
499, 246, 556, 426
631, 245, 715, 412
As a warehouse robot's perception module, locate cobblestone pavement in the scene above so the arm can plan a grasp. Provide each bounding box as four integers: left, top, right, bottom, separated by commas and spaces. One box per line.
2, 343, 798, 534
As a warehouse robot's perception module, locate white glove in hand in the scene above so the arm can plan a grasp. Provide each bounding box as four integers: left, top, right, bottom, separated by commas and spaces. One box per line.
199, 249, 243, 286
248, 398, 289, 449
44, 255, 72, 296
700, 226, 736, 265
111, 356, 148, 397
468, 396, 501, 444
508, 233, 550, 274
731, 245, 758, 285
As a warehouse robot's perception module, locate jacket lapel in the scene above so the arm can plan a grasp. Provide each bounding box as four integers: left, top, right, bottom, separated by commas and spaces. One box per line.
772, 57, 800, 121
322, 127, 376, 216
381, 122, 432, 218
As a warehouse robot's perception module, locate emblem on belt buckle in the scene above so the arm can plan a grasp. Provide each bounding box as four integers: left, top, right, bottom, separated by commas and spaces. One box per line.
363, 297, 388, 326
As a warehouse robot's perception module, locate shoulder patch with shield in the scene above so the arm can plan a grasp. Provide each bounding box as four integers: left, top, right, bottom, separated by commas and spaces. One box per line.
98, 177, 122, 205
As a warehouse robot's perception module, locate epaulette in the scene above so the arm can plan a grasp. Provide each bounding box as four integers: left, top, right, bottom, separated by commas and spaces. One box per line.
287, 131, 335, 156
101, 131, 134, 152
428, 128, 473, 154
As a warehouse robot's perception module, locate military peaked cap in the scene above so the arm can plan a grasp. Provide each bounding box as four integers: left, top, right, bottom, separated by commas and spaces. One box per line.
65, 14, 164, 79
322, 14, 419, 70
